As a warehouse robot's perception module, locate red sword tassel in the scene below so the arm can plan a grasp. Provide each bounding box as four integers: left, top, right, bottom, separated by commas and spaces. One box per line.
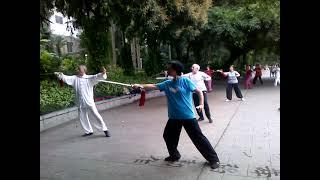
139, 89, 146, 106
59, 79, 64, 87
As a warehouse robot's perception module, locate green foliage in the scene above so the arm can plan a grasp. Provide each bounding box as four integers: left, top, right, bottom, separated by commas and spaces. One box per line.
191, 0, 280, 68
40, 80, 75, 115
40, 0, 54, 28
60, 55, 85, 74
143, 49, 163, 76
40, 50, 61, 74
50, 35, 66, 57
80, 30, 113, 73
41, 0, 279, 74
53, 0, 117, 73
118, 43, 134, 75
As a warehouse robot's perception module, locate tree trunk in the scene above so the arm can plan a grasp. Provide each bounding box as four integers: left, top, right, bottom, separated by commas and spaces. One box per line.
130, 38, 137, 70
130, 37, 141, 70
135, 37, 141, 69
168, 44, 171, 60
175, 45, 182, 61
186, 43, 190, 63
110, 22, 117, 65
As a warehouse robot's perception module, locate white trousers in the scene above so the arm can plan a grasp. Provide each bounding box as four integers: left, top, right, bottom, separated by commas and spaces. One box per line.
274, 77, 280, 86
78, 105, 108, 134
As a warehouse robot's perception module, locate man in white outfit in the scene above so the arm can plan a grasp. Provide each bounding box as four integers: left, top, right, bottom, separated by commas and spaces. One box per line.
274, 64, 280, 86
55, 65, 110, 137
183, 64, 213, 123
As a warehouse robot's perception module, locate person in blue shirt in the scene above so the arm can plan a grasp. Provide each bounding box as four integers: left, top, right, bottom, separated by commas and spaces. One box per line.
132, 60, 220, 169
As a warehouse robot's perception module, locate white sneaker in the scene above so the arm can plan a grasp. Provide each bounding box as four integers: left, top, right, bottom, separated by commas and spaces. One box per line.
241, 98, 246, 101
225, 99, 230, 102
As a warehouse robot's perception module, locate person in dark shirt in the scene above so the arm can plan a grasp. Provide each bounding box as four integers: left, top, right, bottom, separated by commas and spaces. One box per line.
253, 64, 263, 85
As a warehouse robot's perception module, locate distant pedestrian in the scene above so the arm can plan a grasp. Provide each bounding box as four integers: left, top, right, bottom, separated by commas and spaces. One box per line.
204, 66, 214, 92
274, 64, 280, 86
244, 65, 253, 89
253, 64, 263, 85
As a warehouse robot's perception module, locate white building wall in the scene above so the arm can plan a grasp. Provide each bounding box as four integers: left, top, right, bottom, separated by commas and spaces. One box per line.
49, 11, 83, 54
49, 11, 80, 37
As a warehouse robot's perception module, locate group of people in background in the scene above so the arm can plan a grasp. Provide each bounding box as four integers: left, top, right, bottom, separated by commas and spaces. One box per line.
187, 63, 279, 110
243, 63, 280, 89
244, 64, 263, 89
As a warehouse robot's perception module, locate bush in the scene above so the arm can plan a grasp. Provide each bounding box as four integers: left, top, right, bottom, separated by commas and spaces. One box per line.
60, 55, 86, 74
40, 80, 75, 115
40, 50, 61, 73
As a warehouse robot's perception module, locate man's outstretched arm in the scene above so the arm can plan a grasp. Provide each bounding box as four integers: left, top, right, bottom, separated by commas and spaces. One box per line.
132, 84, 159, 91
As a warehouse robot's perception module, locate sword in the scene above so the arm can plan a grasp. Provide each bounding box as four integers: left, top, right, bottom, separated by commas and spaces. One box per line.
155, 77, 167, 80
98, 80, 145, 106
98, 80, 132, 87
98, 80, 143, 94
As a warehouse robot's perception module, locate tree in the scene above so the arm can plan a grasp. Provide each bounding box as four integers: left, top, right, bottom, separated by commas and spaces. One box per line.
192, 0, 280, 68
40, 0, 54, 29
50, 35, 66, 57
40, 0, 279, 74
119, 0, 213, 74
48, 0, 115, 72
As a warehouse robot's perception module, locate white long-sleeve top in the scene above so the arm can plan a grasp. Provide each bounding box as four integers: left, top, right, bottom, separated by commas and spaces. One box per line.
183, 71, 211, 91
58, 73, 107, 108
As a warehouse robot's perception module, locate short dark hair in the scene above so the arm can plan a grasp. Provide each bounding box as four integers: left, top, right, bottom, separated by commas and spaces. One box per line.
168, 60, 184, 76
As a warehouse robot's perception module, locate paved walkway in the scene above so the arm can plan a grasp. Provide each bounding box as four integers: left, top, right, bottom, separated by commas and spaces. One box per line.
40, 72, 280, 180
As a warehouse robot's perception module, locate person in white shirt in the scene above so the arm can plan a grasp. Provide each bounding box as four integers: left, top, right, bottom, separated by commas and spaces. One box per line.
274, 64, 280, 86
183, 64, 213, 123
55, 65, 111, 137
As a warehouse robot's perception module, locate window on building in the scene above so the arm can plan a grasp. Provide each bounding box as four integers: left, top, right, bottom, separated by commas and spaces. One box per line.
55, 15, 63, 24
67, 42, 73, 53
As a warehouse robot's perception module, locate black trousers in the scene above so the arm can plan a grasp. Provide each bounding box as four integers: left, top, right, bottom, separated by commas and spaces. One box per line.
193, 91, 211, 120
253, 76, 263, 84
163, 119, 220, 163
226, 83, 243, 100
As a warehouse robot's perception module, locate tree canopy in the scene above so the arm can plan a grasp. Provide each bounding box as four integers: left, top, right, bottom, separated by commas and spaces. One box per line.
40, 0, 280, 73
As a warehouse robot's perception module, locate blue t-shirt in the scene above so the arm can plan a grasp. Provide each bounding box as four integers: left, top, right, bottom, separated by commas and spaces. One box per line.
156, 77, 197, 119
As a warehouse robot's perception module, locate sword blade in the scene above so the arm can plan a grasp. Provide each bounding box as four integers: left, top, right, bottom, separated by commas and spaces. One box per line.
98, 80, 132, 87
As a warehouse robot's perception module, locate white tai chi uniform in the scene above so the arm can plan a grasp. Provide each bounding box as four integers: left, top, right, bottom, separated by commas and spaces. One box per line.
183, 72, 211, 91
274, 67, 280, 86
58, 73, 108, 134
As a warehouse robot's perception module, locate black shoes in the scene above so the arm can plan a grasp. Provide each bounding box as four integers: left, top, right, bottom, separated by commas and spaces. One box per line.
82, 132, 93, 137
209, 161, 220, 169
197, 118, 204, 121
208, 118, 213, 123
164, 156, 180, 162
104, 130, 111, 137
82, 131, 110, 137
